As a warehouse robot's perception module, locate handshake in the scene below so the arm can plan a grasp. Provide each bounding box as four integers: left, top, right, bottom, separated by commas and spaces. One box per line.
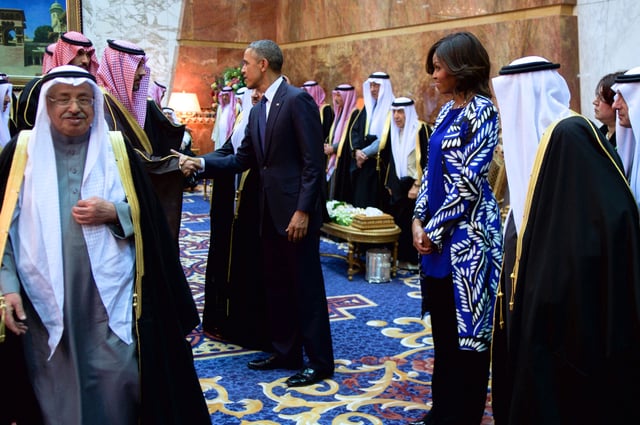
170, 149, 203, 177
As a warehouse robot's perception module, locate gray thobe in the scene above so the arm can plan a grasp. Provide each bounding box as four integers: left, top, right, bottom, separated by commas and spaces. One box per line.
2, 131, 140, 425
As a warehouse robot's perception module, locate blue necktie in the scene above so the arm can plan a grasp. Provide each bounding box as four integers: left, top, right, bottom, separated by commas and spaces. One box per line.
258, 96, 267, 150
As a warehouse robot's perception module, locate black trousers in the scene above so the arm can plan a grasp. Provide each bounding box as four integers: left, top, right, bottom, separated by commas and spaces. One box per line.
426, 274, 490, 425
388, 196, 418, 263
260, 206, 334, 372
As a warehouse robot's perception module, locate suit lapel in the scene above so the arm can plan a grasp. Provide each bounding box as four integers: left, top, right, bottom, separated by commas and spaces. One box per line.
263, 83, 287, 155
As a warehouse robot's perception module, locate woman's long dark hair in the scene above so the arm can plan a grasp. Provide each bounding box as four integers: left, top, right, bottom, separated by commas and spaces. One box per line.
425, 31, 492, 98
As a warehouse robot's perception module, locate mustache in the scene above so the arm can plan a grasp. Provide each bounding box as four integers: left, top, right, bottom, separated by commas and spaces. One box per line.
62, 111, 88, 119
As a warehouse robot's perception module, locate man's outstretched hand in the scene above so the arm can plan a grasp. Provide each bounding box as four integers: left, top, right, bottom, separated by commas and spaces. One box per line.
171, 149, 202, 177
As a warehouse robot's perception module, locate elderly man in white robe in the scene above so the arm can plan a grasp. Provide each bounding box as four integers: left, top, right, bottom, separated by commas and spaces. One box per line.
382, 97, 429, 271
0, 65, 210, 425
349, 71, 395, 208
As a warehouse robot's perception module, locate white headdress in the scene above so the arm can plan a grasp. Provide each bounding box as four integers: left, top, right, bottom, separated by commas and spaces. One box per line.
390, 97, 419, 179
17, 65, 134, 358
363, 71, 395, 138
612, 66, 640, 206
492, 56, 571, 234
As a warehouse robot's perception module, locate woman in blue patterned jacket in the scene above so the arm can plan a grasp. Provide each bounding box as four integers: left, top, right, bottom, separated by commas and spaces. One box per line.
408, 32, 503, 425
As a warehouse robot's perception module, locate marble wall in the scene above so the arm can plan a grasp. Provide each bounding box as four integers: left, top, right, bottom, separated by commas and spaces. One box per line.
577, 0, 640, 121
80, 0, 640, 153
82, 0, 183, 95
172, 0, 582, 152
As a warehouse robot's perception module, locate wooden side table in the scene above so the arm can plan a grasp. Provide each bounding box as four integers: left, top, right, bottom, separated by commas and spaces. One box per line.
320, 221, 401, 280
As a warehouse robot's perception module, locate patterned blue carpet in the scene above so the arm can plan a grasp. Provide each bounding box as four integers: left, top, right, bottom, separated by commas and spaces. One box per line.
179, 186, 494, 425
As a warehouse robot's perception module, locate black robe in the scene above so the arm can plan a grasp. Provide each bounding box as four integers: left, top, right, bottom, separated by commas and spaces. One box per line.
14, 77, 43, 132
8, 92, 18, 138
491, 115, 640, 425
102, 92, 185, 250
349, 107, 390, 209
202, 138, 270, 350
599, 122, 616, 148
143, 99, 185, 157
0, 133, 210, 425
319, 103, 334, 142
379, 122, 430, 262
328, 108, 360, 204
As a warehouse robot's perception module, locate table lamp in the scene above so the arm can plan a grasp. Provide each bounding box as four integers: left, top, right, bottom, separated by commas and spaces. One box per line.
167, 91, 201, 122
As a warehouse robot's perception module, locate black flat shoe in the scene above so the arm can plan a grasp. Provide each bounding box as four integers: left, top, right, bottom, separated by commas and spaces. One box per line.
285, 367, 333, 387
408, 412, 433, 425
247, 355, 301, 371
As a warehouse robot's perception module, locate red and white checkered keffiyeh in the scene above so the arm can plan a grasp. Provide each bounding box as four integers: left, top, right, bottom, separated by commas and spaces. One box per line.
302, 80, 326, 108
330, 84, 357, 149
51, 32, 99, 75
148, 81, 166, 106
42, 43, 57, 74
97, 39, 150, 127
326, 84, 357, 180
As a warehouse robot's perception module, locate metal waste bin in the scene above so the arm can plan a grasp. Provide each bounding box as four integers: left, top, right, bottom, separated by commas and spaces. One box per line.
365, 248, 391, 283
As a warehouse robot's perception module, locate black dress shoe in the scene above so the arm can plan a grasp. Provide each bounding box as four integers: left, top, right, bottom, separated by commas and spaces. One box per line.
285, 367, 333, 387
408, 412, 433, 425
247, 355, 300, 371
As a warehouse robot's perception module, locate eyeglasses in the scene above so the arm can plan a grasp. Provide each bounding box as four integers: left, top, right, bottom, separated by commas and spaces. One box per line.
47, 97, 94, 107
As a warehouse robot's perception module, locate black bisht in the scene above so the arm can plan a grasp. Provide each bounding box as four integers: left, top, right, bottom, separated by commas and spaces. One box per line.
497, 116, 640, 425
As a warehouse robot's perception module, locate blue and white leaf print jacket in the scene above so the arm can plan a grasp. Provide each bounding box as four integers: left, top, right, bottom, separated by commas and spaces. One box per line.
414, 95, 503, 352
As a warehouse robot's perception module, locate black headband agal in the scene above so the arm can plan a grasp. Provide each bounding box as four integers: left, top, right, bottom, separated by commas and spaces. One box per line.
392, 99, 414, 107
42, 70, 97, 84
368, 72, 390, 79
334, 85, 355, 91
615, 73, 640, 83
60, 33, 93, 47
303, 81, 318, 87
107, 39, 145, 56
499, 61, 560, 75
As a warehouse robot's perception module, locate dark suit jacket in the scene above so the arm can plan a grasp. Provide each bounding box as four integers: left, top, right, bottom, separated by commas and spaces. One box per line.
201, 80, 325, 237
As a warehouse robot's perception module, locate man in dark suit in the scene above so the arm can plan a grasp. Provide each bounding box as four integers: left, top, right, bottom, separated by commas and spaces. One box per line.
178, 39, 334, 387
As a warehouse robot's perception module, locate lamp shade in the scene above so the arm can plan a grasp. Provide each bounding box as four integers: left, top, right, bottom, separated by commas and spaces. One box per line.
168, 92, 201, 114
